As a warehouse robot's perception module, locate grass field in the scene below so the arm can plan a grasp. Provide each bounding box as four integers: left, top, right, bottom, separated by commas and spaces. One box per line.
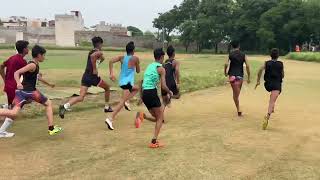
1, 50, 320, 179
286, 52, 320, 63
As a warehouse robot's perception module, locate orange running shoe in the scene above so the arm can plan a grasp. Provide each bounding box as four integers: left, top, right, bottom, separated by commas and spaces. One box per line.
135, 112, 144, 128
149, 140, 165, 148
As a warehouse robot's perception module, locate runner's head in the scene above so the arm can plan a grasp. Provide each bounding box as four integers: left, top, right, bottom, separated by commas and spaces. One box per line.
270, 48, 279, 60
154, 48, 165, 63
167, 45, 175, 59
16, 40, 29, 56
92, 36, 103, 50
126, 41, 135, 55
32, 45, 46, 62
230, 40, 240, 49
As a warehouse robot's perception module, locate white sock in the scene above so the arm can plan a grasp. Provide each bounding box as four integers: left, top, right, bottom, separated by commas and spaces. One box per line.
0, 117, 13, 132
64, 103, 71, 109
105, 104, 110, 109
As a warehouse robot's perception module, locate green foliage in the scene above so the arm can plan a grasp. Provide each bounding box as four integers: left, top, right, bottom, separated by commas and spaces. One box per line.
127, 26, 143, 37
286, 52, 320, 63
154, 0, 320, 53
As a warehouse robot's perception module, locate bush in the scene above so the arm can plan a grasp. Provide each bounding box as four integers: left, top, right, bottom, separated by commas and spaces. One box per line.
286, 52, 320, 63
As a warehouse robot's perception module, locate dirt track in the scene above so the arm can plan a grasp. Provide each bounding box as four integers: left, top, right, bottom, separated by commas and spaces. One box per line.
1, 58, 320, 179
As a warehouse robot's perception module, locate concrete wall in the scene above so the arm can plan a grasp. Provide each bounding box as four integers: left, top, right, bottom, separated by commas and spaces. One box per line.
0, 29, 17, 44
55, 15, 84, 47
23, 32, 55, 45
75, 31, 155, 48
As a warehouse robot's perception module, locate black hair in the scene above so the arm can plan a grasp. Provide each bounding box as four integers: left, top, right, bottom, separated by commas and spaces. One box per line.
15, 40, 29, 54
32, 45, 46, 58
167, 45, 175, 58
92, 36, 103, 48
230, 40, 240, 49
126, 41, 135, 54
154, 48, 165, 60
270, 48, 279, 60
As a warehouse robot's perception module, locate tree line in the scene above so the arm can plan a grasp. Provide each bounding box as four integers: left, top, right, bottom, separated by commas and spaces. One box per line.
153, 0, 320, 53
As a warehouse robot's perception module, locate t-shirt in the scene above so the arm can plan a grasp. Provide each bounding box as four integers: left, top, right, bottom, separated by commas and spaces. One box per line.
142, 62, 162, 90
3, 54, 27, 91
228, 50, 245, 77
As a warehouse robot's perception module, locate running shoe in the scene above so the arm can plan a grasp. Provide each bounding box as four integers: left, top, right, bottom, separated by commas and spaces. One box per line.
135, 112, 144, 128
0, 131, 15, 138
48, 126, 63, 136
59, 105, 66, 119
105, 118, 114, 130
262, 115, 269, 130
124, 102, 132, 111
104, 106, 113, 113
149, 140, 165, 148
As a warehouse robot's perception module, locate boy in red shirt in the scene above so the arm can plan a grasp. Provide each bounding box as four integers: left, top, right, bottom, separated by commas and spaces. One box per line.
0, 40, 29, 138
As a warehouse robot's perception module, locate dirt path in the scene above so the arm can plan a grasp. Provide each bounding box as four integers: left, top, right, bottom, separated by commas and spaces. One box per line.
1, 58, 320, 179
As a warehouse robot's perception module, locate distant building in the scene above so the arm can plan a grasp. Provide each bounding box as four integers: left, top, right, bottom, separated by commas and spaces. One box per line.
55, 11, 84, 47
92, 21, 130, 36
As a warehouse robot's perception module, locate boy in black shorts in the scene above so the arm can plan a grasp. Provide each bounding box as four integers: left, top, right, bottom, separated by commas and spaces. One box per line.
255, 48, 284, 130
59, 37, 113, 119
0, 45, 62, 136
161, 45, 181, 106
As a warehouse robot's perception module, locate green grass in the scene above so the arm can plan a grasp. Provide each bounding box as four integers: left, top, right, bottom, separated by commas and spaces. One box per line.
286, 52, 320, 62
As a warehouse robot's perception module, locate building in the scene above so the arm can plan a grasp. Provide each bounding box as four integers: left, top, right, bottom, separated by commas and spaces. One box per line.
55, 11, 84, 46
93, 21, 130, 36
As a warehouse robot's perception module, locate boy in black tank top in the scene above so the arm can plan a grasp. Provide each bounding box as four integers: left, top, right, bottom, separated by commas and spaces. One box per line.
161, 45, 181, 106
255, 48, 284, 130
59, 37, 113, 119
224, 41, 251, 116
0, 45, 63, 136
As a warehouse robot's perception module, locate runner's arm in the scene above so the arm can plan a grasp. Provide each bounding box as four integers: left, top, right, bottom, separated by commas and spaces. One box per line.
14, 63, 36, 89
255, 63, 266, 89
38, 74, 55, 88
224, 58, 229, 77
158, 67, 173, 96
244, 55, 251, 83
135, 57, 141, 73
109, 56, 123, 81
0, 62, 6, 82
174, 60, 180, 85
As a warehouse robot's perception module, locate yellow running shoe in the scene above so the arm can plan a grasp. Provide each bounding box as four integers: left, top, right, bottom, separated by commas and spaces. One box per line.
48, 126, 63, 136
262, 116, 269, 130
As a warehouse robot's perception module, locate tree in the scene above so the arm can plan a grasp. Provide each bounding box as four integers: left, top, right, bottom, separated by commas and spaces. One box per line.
144, 31, 155, 38
127, 26, 143, 37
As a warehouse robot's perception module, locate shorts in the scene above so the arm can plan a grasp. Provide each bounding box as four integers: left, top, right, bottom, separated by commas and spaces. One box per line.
229, 76, 243, 83
120, 83, 133, 92
142, 89, 161, 110
264, 81, 282, 93
161, 84, 179, 96
13, 90, 48, 108
81, 74, 102, 87
4, 88, 16, 105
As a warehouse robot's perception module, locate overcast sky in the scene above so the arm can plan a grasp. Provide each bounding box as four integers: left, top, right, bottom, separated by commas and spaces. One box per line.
0, 0, 183, 32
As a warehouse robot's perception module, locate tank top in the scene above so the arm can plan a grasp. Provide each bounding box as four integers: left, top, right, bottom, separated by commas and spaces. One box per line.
119, 55, 135, 86
22, 61, 39, 91
163, 59, 176, 86
264, 59, 283, 83
84, 49, 98, 75
142, 62, 162, 90
228, 50, 245, 77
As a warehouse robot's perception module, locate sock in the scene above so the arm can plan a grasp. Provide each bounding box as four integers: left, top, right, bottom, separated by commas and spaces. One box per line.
151, 138, 157, 144
64, 103, 71, 109
48, 126, 54, 131
105, 104, 110, 109
0, 117, 13, 132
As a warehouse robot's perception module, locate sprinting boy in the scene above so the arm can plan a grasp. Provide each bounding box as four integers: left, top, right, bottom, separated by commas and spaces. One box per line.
255, 48, 284, 130
224, 40, 251, 116
59, 36, 112, 119
105, 41, 140, 130
0, 40, 29, 138
136, 48, 173, 148
0, 45, 62, 136
161, 45, 181, 106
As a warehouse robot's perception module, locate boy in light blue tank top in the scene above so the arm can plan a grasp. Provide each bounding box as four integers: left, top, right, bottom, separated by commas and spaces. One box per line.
105, 42, 141, 130
136, 48, 173, 148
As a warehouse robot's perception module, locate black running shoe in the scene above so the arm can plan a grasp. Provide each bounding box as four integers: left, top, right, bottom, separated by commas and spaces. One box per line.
104, 106, 113, 113
59, 105, 66, 119
124, 102, 132, 111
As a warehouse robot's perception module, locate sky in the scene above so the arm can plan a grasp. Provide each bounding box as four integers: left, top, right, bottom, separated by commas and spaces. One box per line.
0, 0, 183, 32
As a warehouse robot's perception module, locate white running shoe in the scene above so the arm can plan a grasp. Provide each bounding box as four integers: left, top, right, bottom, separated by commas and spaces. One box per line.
0, 131, 15, 138
124, 102, 132, 111
105, 118, 114, 130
